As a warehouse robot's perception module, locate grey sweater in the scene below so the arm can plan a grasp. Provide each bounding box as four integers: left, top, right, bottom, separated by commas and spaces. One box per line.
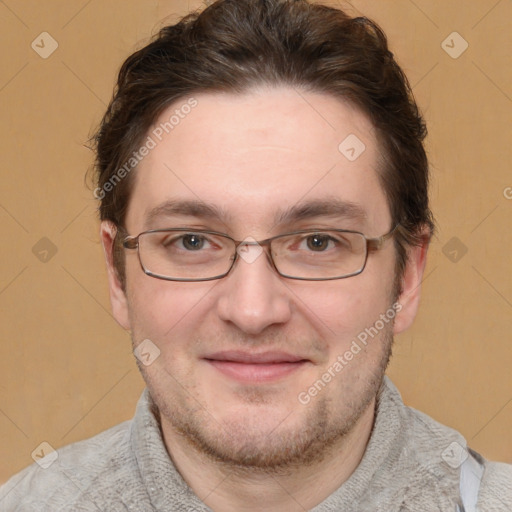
1, 377, 510, 511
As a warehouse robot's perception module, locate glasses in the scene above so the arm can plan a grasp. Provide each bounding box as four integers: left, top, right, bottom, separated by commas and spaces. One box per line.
121, 225, 399, 282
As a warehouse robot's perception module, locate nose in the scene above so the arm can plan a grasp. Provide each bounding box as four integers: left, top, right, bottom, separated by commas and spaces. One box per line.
216, 245, 293, 335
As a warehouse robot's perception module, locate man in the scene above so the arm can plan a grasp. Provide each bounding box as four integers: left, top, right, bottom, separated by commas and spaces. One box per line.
1, 0, 510, 510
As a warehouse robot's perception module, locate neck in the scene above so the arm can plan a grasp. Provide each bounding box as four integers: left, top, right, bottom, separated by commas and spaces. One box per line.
160, 398, 376, 512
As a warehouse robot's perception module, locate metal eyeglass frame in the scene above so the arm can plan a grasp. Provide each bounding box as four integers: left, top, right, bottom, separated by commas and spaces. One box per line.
121, 224, 400, 282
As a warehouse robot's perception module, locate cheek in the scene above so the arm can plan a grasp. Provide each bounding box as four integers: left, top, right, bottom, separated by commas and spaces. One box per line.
295, 277, 392, 335
292, 274, 396, 364
126, 270, 216, 343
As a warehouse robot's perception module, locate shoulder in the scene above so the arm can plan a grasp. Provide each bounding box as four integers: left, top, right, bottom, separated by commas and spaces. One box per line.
385, 379, 512, 508
0, 419, 133, 511
382, 378, 471, 467
478, 460, 512, 510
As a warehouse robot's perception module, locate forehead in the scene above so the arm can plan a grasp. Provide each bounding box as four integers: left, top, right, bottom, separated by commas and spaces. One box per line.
125, 86, 390, 234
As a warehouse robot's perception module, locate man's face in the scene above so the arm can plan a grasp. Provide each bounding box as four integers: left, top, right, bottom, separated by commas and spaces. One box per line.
103, 87, 422, 469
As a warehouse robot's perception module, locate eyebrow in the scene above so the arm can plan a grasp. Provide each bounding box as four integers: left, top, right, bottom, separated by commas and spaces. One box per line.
144, 199, 232, 228
275, 197, 367, 226
143, 197, 367, 229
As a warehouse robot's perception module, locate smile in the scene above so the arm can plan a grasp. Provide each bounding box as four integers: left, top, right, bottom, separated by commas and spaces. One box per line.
204, 350, 310, 383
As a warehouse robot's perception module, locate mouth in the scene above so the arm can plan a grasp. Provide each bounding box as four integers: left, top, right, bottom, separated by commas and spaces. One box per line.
203, 350, 310, 383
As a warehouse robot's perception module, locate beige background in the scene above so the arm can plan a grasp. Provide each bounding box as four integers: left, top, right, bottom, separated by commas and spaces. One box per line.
0, 0, 511, 484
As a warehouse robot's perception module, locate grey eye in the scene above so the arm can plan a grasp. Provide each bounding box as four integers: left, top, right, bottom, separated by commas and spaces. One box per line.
181, 234, 206, 250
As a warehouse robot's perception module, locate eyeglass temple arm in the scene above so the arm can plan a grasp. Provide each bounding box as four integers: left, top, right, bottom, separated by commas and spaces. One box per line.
123, 238, 138, 250
116, 223, 137, 249
367, 224, 401, 251
122, 235, 138, 249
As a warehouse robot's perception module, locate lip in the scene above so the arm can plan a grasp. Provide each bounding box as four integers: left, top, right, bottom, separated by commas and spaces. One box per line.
203, 350, 310, 383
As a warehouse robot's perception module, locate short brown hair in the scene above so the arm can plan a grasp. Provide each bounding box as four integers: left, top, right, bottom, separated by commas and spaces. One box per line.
92, 0, 434, 290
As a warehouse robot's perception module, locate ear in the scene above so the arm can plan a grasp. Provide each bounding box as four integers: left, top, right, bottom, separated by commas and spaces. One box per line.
393, 232, 430, 335
100, 221, 131, 330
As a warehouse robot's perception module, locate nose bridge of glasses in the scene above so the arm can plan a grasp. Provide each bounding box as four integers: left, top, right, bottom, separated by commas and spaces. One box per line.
233, 236, 275, 269
234, 237, 271, 248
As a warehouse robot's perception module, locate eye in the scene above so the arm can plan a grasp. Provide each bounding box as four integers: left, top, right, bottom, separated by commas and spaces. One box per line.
181, 233, 207, 250
162, 233, 211, 251
303, 234, 336, 252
